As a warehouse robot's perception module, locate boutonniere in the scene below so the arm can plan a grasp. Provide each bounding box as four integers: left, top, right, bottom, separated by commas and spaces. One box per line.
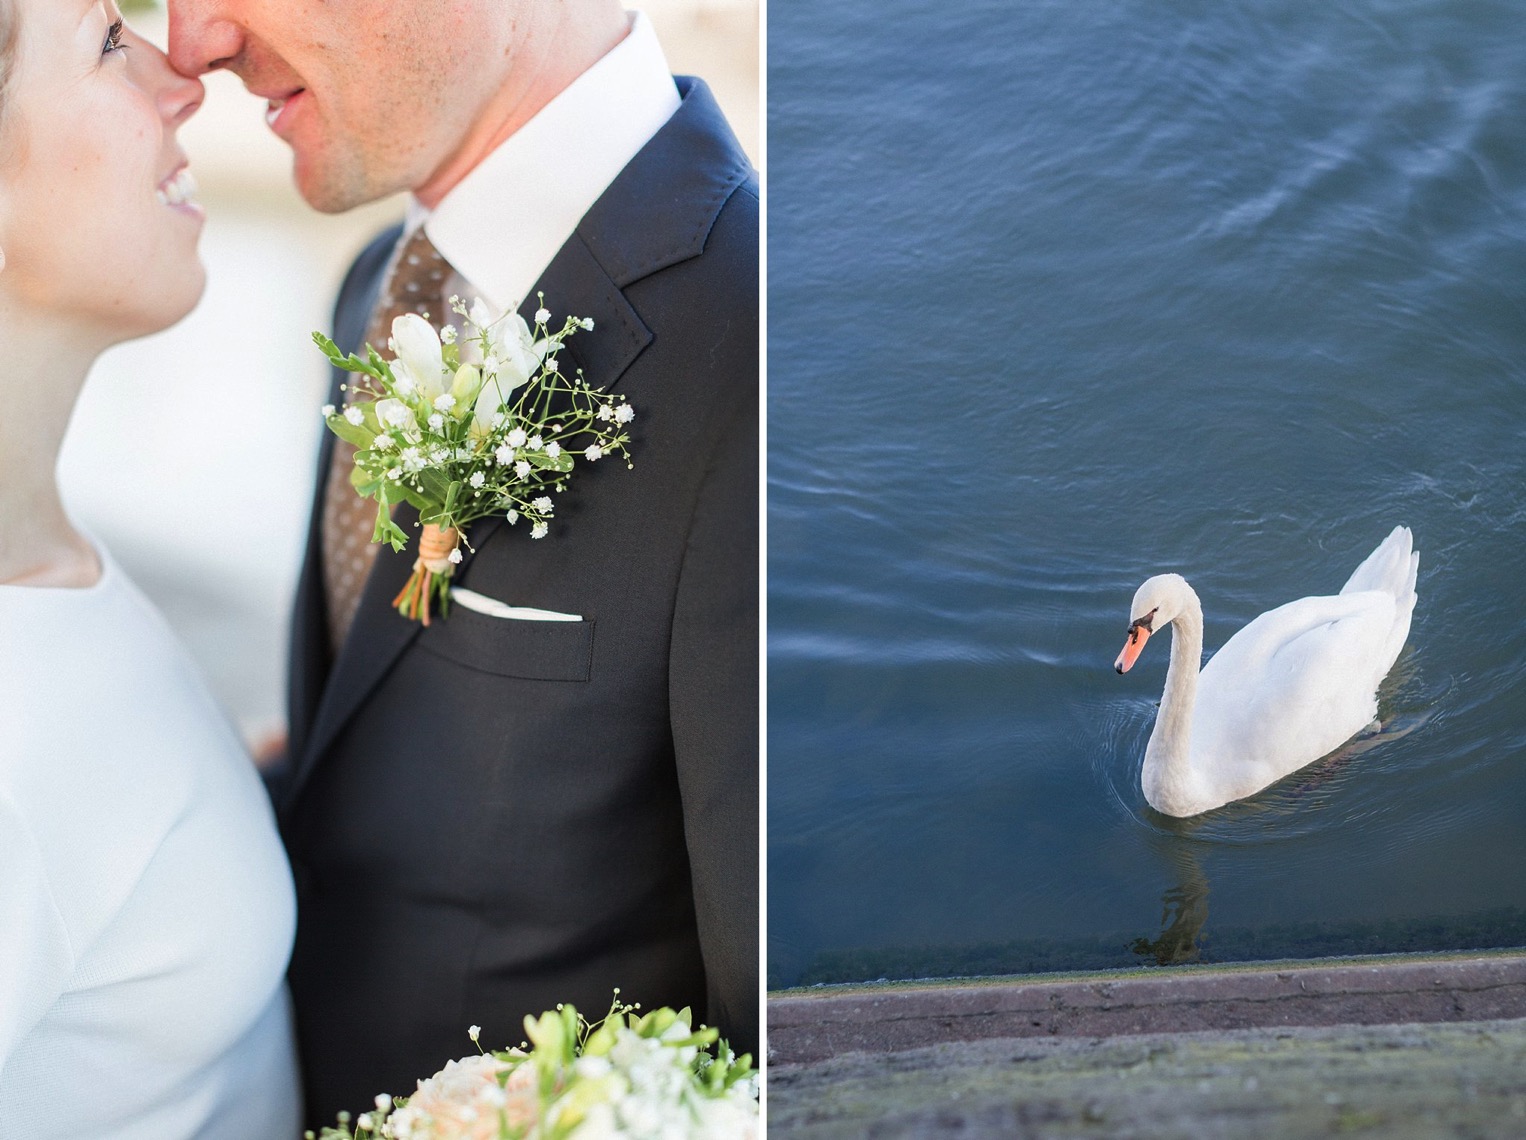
314, 295, 634, 626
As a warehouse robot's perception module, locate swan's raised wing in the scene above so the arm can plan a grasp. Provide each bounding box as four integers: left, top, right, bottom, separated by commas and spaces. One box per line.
1193, 591, 1398, 793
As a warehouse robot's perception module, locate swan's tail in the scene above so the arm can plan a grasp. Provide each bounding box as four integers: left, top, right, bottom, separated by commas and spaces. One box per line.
1340, 525, 1418, 669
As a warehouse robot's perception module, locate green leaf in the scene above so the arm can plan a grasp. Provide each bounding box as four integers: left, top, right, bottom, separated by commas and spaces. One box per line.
417, 467, 453, 503
313, 331, 387, 380
526, 449, 574, 474
326, 414, 376, 451
373, 508, 409, 552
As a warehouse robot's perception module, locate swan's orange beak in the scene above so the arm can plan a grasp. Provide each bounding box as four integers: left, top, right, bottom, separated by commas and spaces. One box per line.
1115, 625, 1150, 674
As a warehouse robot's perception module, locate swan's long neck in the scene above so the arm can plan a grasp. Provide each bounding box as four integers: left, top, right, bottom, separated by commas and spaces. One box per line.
1142, 584, 1204, 816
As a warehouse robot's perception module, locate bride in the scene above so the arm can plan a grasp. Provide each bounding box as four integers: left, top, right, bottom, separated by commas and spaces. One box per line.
0, 4, 299, 1137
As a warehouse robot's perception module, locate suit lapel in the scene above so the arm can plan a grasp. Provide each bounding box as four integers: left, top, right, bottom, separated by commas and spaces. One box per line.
283, 229, 399, 806
459, 234, 652, 571
292, 502, 426, 787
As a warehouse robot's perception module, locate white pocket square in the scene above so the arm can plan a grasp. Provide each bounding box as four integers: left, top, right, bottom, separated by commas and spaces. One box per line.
450, 587, 583, 622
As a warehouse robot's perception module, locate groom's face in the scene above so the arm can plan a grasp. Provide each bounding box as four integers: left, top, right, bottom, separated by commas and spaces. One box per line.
167, 0, 517, 213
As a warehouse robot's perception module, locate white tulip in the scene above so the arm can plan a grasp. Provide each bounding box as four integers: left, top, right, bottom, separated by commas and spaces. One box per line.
389, 313, 448, 401
449, 364, 482, 412
469, 303, 549, 395
469, 375, 513, 441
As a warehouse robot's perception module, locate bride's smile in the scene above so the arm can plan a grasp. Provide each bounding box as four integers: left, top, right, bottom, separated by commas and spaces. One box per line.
0, 1, 205, 343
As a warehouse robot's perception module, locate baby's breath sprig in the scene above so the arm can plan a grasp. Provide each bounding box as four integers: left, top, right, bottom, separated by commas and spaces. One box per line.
314, 294, 634, 625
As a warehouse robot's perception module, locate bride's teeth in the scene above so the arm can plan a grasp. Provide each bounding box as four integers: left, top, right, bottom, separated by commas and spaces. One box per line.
159, 168, 199, 209
266, 99, 284, 127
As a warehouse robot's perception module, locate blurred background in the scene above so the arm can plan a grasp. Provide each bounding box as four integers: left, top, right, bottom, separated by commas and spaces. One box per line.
60, 1, 758, 748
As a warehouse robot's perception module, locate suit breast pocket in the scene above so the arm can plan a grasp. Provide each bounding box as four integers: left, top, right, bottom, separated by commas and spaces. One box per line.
415, 606, 596, 681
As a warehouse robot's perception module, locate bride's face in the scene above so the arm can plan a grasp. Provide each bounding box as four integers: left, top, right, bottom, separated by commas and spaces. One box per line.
0, 1, 206, 342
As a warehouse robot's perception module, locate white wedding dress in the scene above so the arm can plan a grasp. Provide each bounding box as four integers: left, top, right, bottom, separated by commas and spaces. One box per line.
0, 540, 301, 1138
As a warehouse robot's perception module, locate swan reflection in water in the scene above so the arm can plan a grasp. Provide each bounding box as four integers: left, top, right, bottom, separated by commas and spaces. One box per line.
1126, 696, 1431, 968
1131, 829, 1211, 966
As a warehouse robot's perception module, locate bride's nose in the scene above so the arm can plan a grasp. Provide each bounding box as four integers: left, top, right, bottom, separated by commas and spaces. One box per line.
126, 28, 206, 129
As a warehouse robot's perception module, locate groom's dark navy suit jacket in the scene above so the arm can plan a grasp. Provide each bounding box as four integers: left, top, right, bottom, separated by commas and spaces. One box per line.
278, 78, 757, 1124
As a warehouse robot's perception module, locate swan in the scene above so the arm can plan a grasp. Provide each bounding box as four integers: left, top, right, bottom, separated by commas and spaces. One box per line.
1114, 526, 1418, 818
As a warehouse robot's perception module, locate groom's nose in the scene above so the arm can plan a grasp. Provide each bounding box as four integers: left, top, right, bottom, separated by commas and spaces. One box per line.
166, 0, 247, 78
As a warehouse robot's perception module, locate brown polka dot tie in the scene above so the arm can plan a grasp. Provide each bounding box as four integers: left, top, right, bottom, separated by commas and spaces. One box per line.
321, 227, 452, 650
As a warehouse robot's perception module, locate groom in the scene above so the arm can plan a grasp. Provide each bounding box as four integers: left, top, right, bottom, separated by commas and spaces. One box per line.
169, 0, 758, 1123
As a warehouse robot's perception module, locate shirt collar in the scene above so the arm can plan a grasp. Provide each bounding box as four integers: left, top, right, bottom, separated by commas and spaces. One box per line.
409, 11, 680, 316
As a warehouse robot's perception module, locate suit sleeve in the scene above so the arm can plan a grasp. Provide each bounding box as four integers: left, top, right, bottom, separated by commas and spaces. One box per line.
666, 334, 760, 1057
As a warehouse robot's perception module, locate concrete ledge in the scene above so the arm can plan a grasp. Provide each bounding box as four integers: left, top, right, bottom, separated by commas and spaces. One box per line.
768, 950, 1526, 1065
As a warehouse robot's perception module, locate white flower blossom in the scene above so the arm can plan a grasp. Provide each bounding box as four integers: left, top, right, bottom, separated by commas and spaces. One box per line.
535, 307, 551, 324
373, 433, 397, 450
389, 313, 450, 401
375, 1094, 392, 1113
378, 399, 415, 431
596, 404, 614, 422
545, 442, 562, 459
448, 548, 463, 565
469, 471, 485, 489
472, 301, 551, 396
433, 394, 456, 412
581, 317, 595, 330
531, 522, 549, 539
585, 444, 603, 461
387, 466, 402, 480
401, 447, 424, 472
428, 413, 445, 431
321, 404, 336, 418
440, 324, 458, 345
515, 459, 532, 479
468, 1026, 481, 1044
528, 435, 544, 451
345, 406, 365, 426
495, 445, 516, 466
431, 448, 451, 464
506, 509, 520, 525
614, 404, 635, 424
544, 356, 559, 373
506, 427, 528, 448
532, 497, 553, 513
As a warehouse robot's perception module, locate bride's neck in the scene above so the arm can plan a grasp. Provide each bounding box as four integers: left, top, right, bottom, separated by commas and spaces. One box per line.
1142, 586, 1205, 813
0, 305, 104, 587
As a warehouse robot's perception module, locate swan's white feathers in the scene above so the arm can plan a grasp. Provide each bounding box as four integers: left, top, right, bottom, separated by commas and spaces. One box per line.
1131, 528, 1418, 817
1192, 591, 1395, 802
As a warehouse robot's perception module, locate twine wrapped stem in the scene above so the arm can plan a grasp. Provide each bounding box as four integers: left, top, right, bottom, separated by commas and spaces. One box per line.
392, 523, 460, 626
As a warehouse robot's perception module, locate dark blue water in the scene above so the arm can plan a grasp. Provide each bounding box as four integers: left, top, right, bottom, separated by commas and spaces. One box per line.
769, 0, 1526, 988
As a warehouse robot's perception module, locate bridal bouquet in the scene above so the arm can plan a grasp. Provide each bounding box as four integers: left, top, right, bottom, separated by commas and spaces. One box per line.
316, 295, 634, 624
308, 996, 758, 1140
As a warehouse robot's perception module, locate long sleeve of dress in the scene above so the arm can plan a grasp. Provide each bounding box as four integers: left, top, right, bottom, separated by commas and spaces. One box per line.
0, 789, 74, 1071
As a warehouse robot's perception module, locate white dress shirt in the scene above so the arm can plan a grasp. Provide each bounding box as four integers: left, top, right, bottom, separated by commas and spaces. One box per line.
409, 10, 681, 317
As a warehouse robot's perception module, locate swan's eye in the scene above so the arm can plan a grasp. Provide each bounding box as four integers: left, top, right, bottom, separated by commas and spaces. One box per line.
1127, 609, 1157, 641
